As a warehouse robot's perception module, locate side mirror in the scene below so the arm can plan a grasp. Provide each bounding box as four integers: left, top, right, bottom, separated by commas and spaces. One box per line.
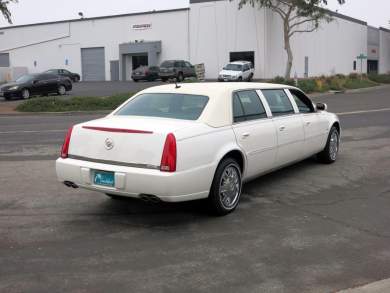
316, 102, 328, 111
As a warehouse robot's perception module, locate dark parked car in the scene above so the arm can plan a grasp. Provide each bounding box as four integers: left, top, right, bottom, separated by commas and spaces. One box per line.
131, 66, 160, 82
159, 60, 197, 82
44, 69, 80, 82
0, 73, 72, 100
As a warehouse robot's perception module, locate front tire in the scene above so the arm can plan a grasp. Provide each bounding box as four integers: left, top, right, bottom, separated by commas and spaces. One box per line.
21, 89, 30, 100
317, 126, 340, 164
57, 85, 66, 96
208, 158, 242, 216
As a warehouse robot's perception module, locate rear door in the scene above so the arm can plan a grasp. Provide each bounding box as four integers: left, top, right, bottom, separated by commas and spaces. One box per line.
232, 90, 277, 179
288, 89, 329, 154
260, 89, 305, 167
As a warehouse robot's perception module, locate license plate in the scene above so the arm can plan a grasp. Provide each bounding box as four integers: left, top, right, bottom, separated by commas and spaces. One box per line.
93, 170, 115, 187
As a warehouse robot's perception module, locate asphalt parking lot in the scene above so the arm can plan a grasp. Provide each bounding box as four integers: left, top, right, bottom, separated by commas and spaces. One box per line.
1, 86, 390, 292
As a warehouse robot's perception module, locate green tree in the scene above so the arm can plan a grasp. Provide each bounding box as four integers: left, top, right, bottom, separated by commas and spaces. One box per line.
1, 0, 17, 24
235, 0, 345, 78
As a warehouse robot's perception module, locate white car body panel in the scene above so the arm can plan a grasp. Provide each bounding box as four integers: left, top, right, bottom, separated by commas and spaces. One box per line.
56, 82, 340, 202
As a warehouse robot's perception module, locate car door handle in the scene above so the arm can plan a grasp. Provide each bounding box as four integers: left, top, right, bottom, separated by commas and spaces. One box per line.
305, 121, 311, 126
242, 133, 250, 139
279, 126, 286, 131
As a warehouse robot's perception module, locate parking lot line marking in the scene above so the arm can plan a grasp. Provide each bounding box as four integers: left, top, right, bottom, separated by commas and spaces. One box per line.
337, 108, 390, 116
0, 129, 66, 134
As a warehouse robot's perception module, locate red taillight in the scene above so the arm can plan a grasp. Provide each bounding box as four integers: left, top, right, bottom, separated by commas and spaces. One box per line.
160, 133, 176, 172
61, 126, 73, 159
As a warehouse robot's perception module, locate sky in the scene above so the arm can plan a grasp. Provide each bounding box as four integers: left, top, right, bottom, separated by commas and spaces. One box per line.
0, 0, 389, 29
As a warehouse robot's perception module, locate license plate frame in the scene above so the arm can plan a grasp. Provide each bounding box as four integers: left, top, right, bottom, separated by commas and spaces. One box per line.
93, 170, 115, 187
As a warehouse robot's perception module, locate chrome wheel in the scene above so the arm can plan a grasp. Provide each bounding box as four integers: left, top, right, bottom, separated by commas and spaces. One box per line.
329, 130, 339, 161
22, 89, 30, 99
58, 85, 66, 95
219, 164, 241, 209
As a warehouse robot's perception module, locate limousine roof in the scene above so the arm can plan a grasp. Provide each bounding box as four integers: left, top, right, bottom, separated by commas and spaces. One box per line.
135, 82, 299, 128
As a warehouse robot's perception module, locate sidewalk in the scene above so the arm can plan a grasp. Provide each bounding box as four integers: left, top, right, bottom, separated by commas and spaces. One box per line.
337, 278, 390, 293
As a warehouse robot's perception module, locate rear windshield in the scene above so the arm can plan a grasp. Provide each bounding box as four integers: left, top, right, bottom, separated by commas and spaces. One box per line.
115, 93, 209, 120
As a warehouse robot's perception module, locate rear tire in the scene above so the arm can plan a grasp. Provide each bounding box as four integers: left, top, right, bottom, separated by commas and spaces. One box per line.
317, 126, 340, 164
237, 77, 243, 82
247, 73, 254, 82
161, 78, 168, 82
177, 72, 184, 82
208, 158, 242, 216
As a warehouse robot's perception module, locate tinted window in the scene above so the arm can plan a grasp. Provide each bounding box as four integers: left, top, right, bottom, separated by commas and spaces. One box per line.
289, 89, 314, 113
233, 94, 245, 122
116, 93, 209, 120
184, 62, 192, 68
161, 61, 174, 68
262, 89, 295, 117
233, 91, 267, 122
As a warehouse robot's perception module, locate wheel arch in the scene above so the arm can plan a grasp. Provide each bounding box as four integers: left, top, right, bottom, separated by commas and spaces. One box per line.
218, 148, 246, 175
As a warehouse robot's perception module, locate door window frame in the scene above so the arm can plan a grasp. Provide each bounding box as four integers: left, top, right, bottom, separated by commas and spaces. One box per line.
231, 89, 272, 124
285, 88, 316, 114
257, 88, 299, 118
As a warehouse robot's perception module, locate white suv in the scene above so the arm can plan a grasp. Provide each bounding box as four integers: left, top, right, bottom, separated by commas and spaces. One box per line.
218, 61, 254, 82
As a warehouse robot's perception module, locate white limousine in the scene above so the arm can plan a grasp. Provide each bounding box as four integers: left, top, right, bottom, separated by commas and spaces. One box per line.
56, 83, 340, 215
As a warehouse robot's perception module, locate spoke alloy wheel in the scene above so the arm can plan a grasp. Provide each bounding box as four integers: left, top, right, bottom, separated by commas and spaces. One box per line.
329, 131, 339, 161
219, 165, 241, 209
22, 89, 30, 99
58, 85, 66, 95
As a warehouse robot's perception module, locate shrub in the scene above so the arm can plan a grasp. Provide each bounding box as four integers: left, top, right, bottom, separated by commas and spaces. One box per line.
368, 74, 390, 84
297, 79, 317, 93
16, 93, 134, 112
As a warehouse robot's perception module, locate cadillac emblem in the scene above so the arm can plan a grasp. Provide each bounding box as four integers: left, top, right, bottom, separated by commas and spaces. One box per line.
105, 138, 114, 150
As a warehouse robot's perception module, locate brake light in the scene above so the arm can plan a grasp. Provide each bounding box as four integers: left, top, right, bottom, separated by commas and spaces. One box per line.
61, 126, 74, 159
160, 133, 176, 172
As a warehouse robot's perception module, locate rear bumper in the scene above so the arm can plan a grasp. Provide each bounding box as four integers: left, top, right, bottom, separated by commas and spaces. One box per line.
56, 158, 213, 202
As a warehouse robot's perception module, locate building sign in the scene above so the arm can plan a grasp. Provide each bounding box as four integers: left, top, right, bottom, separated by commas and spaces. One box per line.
132, 23, 152, 30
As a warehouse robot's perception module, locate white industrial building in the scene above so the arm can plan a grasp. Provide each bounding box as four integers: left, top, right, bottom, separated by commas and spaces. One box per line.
0, 0, 389, 81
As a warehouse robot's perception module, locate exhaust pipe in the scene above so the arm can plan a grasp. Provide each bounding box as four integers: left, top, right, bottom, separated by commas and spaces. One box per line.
63, 181, 79, 189
139, 194, 161, 203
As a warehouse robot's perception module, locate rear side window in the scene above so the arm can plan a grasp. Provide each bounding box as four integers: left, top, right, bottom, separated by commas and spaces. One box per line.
115, 93, 209, 120
233, 90, 267, 122
262, 89, 295, 117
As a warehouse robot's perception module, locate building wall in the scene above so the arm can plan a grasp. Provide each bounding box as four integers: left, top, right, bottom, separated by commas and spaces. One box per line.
265, 10, 368, 78
379, 28, 390, 74
189, 0, 267, 79
367, 26, 380, 60
0, 9, 189, 80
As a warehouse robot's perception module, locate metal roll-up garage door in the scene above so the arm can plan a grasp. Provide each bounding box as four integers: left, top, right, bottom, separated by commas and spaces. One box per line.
81, 47, 106, 81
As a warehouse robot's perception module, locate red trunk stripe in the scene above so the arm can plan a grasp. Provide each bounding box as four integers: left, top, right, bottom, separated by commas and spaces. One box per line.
82, 126, 153, 134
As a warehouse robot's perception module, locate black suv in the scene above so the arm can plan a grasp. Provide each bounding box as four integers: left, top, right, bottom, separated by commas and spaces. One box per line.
159, 60, 197, 82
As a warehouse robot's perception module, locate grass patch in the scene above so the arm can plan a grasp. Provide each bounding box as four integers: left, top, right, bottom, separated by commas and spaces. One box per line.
16, 93, 135, 112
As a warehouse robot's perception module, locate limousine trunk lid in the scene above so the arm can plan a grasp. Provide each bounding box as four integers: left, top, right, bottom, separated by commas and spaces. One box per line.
68, 116, 194, 168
